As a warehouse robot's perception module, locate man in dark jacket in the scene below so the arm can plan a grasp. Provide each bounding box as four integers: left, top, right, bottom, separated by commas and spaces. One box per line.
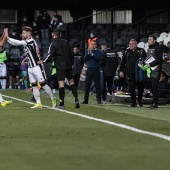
100, 43, 119, 103
119, 39, 147, 107
146, 35, 163, 109
72, 46, 84, 88
39, 29, 80, 109
81, 40, 102, 104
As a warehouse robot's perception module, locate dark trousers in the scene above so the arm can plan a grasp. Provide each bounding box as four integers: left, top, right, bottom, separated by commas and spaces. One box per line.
150, 77, 159, 105
47, 74, 58, 90
84, 69, 101, 102
102, 76, 114, 100
73, 74, 80, 88
128, 73, 145, 103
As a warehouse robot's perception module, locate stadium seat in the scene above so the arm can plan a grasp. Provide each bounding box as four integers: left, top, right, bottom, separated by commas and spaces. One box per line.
137, 42, 145, 48
157, 36, 164, 43
160, 32, 168, 39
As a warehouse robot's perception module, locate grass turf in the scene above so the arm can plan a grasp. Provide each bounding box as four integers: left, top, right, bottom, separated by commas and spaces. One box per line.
0, 89, 170, 170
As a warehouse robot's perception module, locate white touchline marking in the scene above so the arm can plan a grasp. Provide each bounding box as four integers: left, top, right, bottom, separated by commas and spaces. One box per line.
3, 94, 170, 142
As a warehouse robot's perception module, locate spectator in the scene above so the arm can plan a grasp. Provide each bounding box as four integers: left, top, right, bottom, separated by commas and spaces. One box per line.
56, 22, 66, 39
157, 71, 170, 98
157, 37, 168, 56
119, 39, 147, 107
146, 35, 163, 109
87, 32, 98, 48
81, 40, 102, 104
7, 61, 21, 89
100, 43, 119, 103
17, 15, 32, 34
18, 53, 29, 90
72, 46, 84, 88
51, 11, 59, 21
166, 41, 170, 61
36, 10, 43, 27
9, 30, 21, 40
40, 10, 51, 40
32, 21, 41, 41
49, 15, 60, 32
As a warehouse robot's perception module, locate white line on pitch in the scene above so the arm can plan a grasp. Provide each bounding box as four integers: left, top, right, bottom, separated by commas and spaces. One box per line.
2, 94, 170, 142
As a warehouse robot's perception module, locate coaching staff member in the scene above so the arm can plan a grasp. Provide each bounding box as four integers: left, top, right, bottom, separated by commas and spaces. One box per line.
38, 29, 80, 109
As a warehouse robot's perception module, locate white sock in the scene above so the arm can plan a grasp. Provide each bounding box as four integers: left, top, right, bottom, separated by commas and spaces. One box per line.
32, 86, 41, 104
42, 84, 54, 100
0, 93, 4, 103
2, 79, 6, 89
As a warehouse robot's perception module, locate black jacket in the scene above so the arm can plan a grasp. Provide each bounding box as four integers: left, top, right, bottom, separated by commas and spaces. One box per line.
100, 48, 118, 77
44, 37, 73, 70
73, 52, 84, 74
147, 42, 163, 78
119, 47, 147, 75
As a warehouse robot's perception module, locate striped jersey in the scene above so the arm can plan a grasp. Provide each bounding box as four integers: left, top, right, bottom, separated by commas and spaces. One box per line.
7, 38, 41, 68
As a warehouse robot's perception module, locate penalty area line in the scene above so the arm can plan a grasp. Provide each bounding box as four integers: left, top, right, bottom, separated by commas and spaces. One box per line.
3, 94, 170, 142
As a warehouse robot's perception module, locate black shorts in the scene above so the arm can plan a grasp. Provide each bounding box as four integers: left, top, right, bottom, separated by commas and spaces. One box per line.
56, 68, 73, 81
10, 71, 20, 78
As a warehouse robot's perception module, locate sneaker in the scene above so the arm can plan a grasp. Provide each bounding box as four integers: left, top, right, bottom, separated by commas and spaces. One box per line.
68, 91, 72, 94
52, 89, 57, 94
148, 104, 158, 109
52, 97, 57, 108
75, 99, 80, 108
102, 100, 107, 104
136, 100, 143, 107
18, 86, 21, 89
89, 92, 93, 95
57, 105, 65, 109
129, 102, 137, 107
30, 103, 42, 108
1, 100, 12, 107
81, 101, 88, 104
8, 86, 12, 89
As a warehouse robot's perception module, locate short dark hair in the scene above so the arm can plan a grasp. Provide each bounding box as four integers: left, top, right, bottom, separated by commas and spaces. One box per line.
52, 29, 61, 36
148, 34, 157, 40
160, 71, 168, 80
101, 43, 108, 47
129, 38, 137, 42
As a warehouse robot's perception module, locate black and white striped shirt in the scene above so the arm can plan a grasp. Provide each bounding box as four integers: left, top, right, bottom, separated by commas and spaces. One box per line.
7, 38, 41, 68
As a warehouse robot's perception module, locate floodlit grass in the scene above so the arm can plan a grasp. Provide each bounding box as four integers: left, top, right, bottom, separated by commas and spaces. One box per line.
0, 89, 170, 170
